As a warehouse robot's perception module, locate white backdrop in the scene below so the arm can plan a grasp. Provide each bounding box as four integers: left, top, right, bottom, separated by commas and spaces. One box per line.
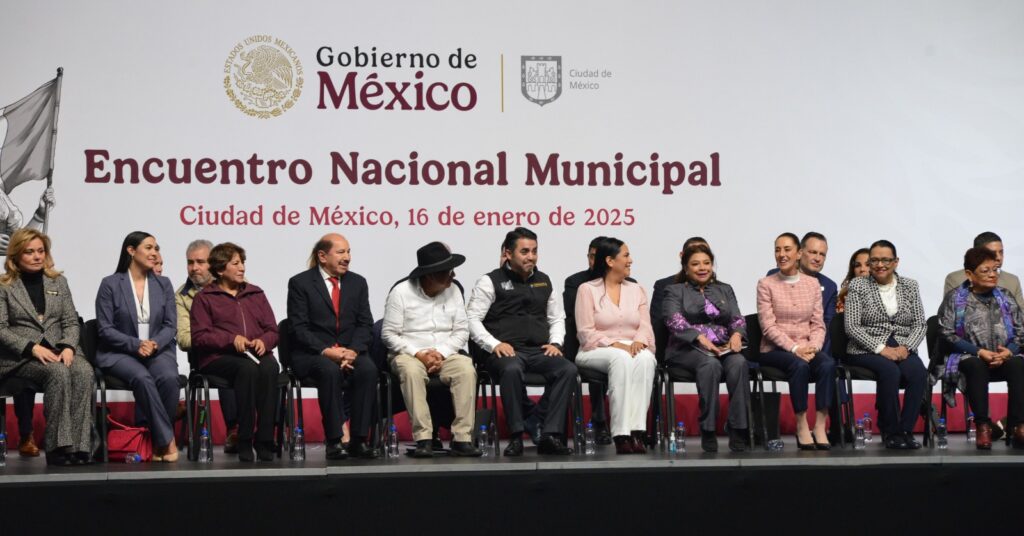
3, 1, 1024, 395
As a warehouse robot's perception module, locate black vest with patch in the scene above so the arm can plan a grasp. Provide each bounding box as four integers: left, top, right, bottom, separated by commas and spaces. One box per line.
482, 266, 553, 348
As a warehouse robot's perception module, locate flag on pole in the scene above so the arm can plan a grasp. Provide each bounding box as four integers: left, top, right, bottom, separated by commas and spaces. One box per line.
0, 78, 58, 195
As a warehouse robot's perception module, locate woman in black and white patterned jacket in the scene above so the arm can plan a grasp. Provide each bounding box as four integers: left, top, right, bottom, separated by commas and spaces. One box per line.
843, 239, 928, 450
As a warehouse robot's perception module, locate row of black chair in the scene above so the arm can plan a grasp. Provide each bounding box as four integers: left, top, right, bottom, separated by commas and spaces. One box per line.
1, 312, 981, 460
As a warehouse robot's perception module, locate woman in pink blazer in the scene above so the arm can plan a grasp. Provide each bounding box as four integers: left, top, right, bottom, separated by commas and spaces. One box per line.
575, 237, 657, 454
756, 233, 835, 450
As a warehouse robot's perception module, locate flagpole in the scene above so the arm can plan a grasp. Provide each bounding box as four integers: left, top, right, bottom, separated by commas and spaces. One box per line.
43, 67, 63, 234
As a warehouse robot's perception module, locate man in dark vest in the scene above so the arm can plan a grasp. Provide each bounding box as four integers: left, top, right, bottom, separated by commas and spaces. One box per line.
468, 227, 576, 456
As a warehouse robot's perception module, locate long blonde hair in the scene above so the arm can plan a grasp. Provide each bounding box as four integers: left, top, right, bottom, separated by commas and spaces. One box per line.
2, 228, 62, 285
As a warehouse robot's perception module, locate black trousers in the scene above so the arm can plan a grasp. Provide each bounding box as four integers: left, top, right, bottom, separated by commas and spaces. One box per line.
14, 390, 34, 438
757, 351, 836, 413
219, 389, 238, 429
487, 347, 576, 436
959, 356, 1024, 427
293, 352, 377, 441
842, 352, 928, 436
201, 354, 279, 444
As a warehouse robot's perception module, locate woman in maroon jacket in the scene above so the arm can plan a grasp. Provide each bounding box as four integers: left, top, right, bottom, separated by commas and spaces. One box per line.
191, 242, 280, 462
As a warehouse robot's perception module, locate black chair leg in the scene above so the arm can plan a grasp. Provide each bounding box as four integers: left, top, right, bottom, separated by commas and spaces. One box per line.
0, 397, 7, 444
753, 370, 769, 451
844, 372, 855, 445
833, 370, 845, 449
276, 386, 287, 458
665, 373, 675, 448
184, 381, 193, 460
295, 381, 305, 435
573, 376, 585, 454
99, 379, 109, 463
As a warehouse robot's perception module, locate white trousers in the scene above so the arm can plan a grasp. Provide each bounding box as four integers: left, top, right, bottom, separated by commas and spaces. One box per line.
576, 344, 657, 437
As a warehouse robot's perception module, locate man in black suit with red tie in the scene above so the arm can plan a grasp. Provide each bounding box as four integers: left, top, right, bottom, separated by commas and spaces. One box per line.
286, 233, 378, 459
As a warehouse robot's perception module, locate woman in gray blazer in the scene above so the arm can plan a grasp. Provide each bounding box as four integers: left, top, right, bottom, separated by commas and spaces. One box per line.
662, 243, 750, 453
844, 239, 928, 450
95, 231, 180, 462
0, 229, 95, 466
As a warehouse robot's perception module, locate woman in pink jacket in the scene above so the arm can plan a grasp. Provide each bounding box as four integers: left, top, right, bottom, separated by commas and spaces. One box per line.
756, 233, 835, 450
575, 237, 657, 454
191, 242, 280, 462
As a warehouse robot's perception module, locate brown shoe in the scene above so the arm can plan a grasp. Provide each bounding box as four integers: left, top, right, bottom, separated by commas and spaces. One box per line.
224, 426, 239, 454
18, 436, 41, 457
976, 422, 993, 450
1013, 424, 1024, 449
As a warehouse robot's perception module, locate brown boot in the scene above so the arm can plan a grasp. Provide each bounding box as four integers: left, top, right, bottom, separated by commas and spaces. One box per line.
976, 422, 992, 450
18, 436, 41, 457
1013, 424, 1024, 449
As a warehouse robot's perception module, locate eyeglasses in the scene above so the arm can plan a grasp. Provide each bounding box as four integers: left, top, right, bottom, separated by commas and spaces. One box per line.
972, 267, 999, 277
867, 258, 896, 266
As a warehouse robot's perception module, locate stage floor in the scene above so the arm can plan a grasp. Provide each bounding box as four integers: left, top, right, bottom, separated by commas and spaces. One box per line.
3, 435, 1024, 533
2, 433, 1022, 484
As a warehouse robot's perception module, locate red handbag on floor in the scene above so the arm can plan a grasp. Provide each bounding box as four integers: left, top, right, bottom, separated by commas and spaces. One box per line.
106, 414, 153, 462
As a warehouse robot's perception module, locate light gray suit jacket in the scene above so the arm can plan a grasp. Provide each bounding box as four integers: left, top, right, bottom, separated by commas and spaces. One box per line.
0, 274, 84, 366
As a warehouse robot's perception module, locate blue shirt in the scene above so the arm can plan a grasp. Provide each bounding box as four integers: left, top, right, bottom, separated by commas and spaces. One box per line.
766, 268, 837, 354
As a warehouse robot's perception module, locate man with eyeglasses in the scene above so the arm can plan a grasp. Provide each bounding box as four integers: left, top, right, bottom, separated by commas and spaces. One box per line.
943, 232, 1024, 306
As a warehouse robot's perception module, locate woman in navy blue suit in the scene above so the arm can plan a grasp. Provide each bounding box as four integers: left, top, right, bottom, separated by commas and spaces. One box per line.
94, 231, 180, 462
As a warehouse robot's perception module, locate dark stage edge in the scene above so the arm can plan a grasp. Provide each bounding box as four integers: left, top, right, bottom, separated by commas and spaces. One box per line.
3, 437, 1023, 533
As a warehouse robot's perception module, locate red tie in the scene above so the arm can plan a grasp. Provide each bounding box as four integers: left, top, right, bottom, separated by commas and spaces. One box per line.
329, 276, 340, 330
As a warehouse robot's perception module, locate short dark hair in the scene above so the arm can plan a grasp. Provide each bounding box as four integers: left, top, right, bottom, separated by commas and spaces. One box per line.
800, 232, 827, 249
590, 237, 625, 280
964, 246, 998, 272
869, 239, 898, 258
208, 242, 246, 281
588, 236, 608, 251
501, 227, 538, 253
973, 232, 1002, 248
682, 236, 708, 251
675, 243, 715, 284
776, 232, 800, 248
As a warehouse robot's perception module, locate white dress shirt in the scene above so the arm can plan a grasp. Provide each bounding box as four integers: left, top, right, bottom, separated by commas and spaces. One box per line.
874, 276, 899, 353
319, 266, 337, 295
466, 267, 566, 353
129, 272, 151, 340
381, 278, 470, 359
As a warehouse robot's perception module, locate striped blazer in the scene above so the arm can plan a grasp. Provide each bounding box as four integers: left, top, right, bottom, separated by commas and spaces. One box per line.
843, 275, 926, 355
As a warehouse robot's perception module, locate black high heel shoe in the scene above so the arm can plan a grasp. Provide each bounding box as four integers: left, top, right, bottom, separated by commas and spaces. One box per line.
796, 435, 817, 451
812, 432, 831, 450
